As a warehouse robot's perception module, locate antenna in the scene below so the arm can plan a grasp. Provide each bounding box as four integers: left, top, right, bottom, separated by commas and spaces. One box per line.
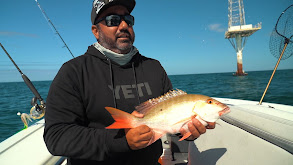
225, 0, 261, 76
35, 0, 75, 58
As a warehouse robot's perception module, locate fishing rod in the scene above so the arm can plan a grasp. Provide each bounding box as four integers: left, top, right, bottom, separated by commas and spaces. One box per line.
35, 0, 75, 58
0, 43, 45, 123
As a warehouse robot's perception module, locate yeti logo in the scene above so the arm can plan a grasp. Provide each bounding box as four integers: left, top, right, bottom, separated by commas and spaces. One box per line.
108, 82, 153, 99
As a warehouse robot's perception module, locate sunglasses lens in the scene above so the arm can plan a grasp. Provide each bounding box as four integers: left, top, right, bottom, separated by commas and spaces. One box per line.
124, 15, 134, 26
105, 15, 134, 27
105, 15, 121, 26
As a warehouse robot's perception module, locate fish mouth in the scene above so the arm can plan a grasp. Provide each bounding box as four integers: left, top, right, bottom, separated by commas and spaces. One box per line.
218, 107, 230, 116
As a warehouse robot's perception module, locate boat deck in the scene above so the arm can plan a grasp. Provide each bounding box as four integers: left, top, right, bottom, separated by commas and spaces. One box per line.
0, 98, 292, 164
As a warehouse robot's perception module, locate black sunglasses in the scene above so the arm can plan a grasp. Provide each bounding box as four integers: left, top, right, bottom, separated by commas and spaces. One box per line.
95, 14, 135, 27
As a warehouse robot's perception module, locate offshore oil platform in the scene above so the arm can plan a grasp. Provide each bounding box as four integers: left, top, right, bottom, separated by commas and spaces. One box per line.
225, 0, 261, 76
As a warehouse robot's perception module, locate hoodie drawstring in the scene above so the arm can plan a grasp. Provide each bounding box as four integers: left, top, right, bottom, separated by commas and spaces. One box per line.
132, 62, 141, 105
108, 59, 117, 108
108, 60, 141, 108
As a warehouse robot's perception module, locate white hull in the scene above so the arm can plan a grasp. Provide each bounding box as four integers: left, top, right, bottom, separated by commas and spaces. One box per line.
0, 120, 65, 165
161, 98, 293, 165
1, 98, 293, 165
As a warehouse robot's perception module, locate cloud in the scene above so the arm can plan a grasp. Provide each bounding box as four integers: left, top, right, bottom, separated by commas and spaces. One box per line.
0, 31, 38, 38
208, 24, 226, 32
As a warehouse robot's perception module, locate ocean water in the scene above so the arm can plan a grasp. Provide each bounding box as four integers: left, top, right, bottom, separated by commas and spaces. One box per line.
0, 69, 292, 142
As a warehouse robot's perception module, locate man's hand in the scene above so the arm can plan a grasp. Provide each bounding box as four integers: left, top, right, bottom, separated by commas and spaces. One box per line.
125, 111, 153, 150
125, 125, 153, 150
179, 117, 216, 141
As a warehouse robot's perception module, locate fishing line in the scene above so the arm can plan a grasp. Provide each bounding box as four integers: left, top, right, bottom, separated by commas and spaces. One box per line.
35, 0, 75, 58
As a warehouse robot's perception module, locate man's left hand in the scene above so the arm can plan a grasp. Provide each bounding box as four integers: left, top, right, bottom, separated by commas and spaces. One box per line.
179, 117, 215, 141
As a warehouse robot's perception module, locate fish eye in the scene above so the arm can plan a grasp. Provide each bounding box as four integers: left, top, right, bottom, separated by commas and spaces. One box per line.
207, 99, 213, 104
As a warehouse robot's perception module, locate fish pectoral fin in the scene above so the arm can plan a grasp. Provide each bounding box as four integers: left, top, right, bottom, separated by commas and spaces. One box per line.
179, 132, 192, 141
147, 129, 166, 146
158, 157, 163, 165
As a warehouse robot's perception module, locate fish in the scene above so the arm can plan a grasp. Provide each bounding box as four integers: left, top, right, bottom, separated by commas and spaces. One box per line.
105, 89, 230, 145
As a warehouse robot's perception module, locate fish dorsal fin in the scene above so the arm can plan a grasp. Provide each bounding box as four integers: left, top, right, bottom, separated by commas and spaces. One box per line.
135, 89, 187, 115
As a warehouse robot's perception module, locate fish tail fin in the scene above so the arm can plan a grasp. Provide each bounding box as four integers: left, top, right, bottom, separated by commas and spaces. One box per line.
105, 107, 136, 129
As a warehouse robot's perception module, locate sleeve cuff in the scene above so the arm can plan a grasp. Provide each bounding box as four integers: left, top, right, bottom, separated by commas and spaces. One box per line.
106, 129, 131, 153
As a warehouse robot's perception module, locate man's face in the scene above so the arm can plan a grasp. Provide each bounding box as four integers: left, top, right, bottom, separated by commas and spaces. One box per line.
92, 5, 135, 54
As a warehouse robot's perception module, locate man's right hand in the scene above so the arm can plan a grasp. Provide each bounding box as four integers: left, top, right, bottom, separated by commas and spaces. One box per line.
125, 110, 153, 150
125, 125, 153, 150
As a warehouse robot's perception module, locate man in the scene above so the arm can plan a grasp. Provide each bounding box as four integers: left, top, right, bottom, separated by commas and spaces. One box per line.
44, 0, 215, 164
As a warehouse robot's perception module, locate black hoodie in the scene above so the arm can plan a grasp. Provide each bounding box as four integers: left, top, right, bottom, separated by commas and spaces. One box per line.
44, 45, 173, 165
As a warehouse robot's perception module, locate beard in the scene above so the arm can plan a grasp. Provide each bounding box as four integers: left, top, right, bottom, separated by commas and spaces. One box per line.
97, 26, 135, 54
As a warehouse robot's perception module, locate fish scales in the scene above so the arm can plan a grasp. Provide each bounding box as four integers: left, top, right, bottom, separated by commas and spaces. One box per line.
141, 94, 197, 131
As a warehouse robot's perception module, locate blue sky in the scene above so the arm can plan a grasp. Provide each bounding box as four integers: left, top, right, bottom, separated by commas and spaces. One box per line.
0, 0, 292, 82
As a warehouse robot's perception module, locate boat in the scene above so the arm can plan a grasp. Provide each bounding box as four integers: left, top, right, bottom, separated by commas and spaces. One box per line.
1, 97, 292, 165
